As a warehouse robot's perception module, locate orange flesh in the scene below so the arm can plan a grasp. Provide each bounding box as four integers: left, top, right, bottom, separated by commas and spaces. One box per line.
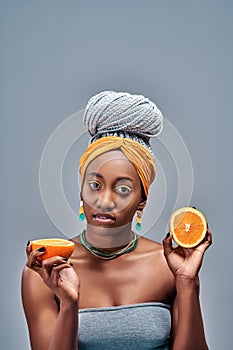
173, 212, 205, 245
31, 239, 74, 260
34, 239, 73, 246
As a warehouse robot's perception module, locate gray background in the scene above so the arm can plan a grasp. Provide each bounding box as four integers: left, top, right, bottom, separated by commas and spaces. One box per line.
1, 1, 232, 349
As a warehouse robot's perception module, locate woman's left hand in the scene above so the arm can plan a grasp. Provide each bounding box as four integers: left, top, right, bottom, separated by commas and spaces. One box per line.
162, 229, 212, 280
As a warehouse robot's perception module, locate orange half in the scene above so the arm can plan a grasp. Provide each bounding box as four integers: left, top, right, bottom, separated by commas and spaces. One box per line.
31, 238, 75, 260
169, 207, 207, 248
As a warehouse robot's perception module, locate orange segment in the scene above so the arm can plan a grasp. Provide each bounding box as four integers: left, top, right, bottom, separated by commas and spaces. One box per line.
169, 207, 207, 248
31, 238, 75, 260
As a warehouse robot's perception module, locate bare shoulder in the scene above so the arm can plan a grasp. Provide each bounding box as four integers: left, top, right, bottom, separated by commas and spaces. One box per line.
22, 266, 59, 349
136, 235, 175, 282
22, 266, 50, 293
132, 235, 176, 303
136, 235, 165, 255
22, 266, 58, 312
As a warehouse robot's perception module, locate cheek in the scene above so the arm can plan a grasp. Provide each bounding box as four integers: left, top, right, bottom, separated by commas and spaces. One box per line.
117, 195, 137, 210
117, 194, 141, 217
117, 205, 138, 224
81, 184, 96, 201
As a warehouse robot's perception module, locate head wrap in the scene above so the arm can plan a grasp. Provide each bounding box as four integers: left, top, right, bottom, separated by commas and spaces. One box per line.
79, 91, 163, 198
79, 136, 156, 198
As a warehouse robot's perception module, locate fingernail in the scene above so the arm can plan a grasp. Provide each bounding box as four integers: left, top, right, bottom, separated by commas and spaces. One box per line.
166, 232, 170, 238
37, 247, 45, 252
62, 257, 68, 261
27, 240, 30, 247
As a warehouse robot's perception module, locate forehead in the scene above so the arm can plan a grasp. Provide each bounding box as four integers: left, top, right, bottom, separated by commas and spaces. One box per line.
85, 150, 139, 179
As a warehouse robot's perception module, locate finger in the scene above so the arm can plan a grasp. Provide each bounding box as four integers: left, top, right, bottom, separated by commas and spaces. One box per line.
50, 264, 72, 285
194, 229, 212, 253
42, 256, 69, 268
201, 229, 212, 248
26, 241, 32, 257
162, 232, 174, 257
26, 247, 45, 269
183, 248, 193, 257
205, 229, 212, 248
41, 256, 69, 280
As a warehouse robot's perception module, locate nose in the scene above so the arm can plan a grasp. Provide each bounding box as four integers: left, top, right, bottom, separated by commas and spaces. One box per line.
96, 188, 116, 211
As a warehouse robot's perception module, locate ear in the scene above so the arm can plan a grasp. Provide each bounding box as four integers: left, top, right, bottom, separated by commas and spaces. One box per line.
138, 199, 147, 211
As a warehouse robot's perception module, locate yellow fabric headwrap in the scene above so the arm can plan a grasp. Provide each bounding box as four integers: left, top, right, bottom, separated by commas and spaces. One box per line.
79, 136, 156, 198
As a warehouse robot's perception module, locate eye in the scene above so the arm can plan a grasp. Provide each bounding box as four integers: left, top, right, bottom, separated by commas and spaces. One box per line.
89, 181, 101, 191
115, 185, 132, 195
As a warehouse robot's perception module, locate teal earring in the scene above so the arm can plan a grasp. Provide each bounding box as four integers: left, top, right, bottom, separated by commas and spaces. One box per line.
79, 200, 85, 222
136, 209, 143, 231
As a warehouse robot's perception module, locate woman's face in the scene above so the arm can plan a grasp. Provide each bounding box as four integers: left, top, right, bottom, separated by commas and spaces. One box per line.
81, 150, 145, 229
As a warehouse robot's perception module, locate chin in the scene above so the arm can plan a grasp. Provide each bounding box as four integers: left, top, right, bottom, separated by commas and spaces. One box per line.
87, 220, 131, 232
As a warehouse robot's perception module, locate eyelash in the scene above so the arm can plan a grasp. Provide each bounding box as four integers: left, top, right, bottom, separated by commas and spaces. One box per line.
115, 185, 132, 195
89, 181, 101, 190
88, 181, 132, 195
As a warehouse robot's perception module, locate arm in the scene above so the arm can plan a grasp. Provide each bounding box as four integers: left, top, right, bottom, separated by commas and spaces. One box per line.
170, 277, 208, 350
21, 245, 79, 350
163, 230, 212, 350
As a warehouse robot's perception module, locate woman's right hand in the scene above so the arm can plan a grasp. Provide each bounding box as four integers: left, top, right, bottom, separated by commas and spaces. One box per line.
26, 242, 80, 305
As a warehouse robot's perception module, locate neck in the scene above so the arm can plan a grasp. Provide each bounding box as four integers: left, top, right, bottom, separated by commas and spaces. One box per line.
84, 223, 134, 250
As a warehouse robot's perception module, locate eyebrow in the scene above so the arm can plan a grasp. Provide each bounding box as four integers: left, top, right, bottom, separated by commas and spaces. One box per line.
88, 172, 133, 182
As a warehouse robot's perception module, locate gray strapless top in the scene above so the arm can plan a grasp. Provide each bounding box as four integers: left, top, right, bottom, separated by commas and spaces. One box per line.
78, 302, 171, 349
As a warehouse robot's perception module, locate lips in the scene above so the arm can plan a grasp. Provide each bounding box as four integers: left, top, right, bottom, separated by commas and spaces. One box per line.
93, 213, 116, 224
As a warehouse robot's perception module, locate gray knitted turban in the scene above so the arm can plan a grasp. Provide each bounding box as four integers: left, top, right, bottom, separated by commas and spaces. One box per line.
83, 91, 163, 152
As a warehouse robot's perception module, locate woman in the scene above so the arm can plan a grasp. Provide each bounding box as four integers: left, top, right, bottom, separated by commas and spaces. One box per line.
22, 91, 212, 350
